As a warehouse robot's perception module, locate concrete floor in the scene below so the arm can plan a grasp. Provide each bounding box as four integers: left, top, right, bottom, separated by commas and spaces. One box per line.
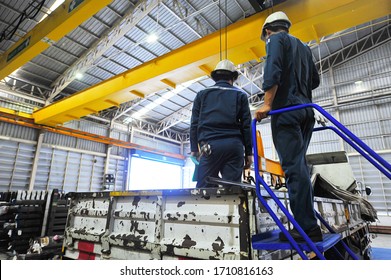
0, 251, 13, 260
370, 233, 391, 260
371, 233, 391, 248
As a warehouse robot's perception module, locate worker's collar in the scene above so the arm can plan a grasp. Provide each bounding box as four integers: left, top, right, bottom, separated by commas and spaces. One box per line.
214, 80, 233, 86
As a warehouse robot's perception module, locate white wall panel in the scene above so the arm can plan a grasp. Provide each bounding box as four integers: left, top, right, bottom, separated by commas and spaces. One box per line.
75, 138, 106, 154
309, 129, 341, 155
0, 140, 34, 191
63, 151, 82, 192
348, 153, 391, 215
64, 119, 109, 137
0, 122, 37, 141
312, 86, 332, 104
34, 146, 53, 190
107, 157, 126, 191
79, 121, 108, 136
35, 147, 105, 192
110, 129, 128, 156
0, 121, 178, 192
44, 131, 106, 153
44, 132, 77, 149
309, 41, 391, 217
133, 132, 181, 154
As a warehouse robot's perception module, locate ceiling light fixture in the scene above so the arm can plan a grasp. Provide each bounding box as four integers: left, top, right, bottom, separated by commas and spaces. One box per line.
75, 72, 83, 79
39, 0, 65, 22
146, 34, 159, 43
123, 116, 133, 124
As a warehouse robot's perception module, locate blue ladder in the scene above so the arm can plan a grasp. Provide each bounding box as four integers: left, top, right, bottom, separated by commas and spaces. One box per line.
251, 103, 389, 260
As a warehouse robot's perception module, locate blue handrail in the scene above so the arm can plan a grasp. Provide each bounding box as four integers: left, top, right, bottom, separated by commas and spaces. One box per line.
268, 103, 391, 174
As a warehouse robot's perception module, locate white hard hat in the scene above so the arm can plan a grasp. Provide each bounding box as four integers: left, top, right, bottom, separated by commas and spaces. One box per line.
213, 59, 237, 72
261, 11, 291, 41
211, 59, 239, 82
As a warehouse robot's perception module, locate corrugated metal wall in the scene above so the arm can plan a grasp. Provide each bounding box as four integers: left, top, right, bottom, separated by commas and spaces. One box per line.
0, 123, 113, 192
349, 153, 391, 216
132, 130, 182, 154
34, 146, 107, 192
107, 157, 127, 191
0, 139, 35, 190
0, 121, 38, 140
0, 118, 181, 193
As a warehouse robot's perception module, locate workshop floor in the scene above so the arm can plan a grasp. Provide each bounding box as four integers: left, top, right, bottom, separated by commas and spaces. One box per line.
371, 233, 391, 260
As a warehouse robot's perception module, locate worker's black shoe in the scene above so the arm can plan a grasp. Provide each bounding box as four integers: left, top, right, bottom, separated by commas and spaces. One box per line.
279, 226, 323, 242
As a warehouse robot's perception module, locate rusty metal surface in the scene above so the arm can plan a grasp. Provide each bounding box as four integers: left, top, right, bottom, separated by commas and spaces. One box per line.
63, 187, 253, 260
64, 192, 110, 251
62, 187, 368, 260
160, 193, 250, 260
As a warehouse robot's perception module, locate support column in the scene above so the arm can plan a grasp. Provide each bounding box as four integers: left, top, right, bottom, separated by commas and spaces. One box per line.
125, 124, 134, 190
103, 121, 114, 190
180, 142, 184, 189
329, 67, 344, 151
29, 130, 44, 191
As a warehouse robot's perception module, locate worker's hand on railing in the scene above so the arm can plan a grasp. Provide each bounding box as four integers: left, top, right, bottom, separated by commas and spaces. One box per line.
190, 152, 200, 165
191, 151, 199, 157
244, 155, 253, 169
314, 110, 328, 126
254, 104, 271, 121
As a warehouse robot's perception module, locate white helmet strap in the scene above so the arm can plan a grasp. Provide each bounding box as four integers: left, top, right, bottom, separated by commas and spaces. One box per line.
264, 20, 290, 31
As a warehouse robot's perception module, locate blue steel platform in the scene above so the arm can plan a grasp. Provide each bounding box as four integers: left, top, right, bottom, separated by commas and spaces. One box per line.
252, 230, 341, 252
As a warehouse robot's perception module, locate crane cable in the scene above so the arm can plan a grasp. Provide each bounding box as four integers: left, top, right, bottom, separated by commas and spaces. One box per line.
218, 0, 228, 61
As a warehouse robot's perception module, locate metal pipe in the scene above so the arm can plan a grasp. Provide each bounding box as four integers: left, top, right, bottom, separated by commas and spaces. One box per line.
0, 112, 185, 160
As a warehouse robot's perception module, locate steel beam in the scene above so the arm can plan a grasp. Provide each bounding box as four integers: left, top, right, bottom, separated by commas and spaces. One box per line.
0, 108, 185, 160
157, 104, 192, 134
0, 0, 111, 80
315, 21, 391, 72
33, 0, 391, 126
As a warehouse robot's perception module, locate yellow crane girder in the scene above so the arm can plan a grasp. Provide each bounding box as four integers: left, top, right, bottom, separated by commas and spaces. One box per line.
32, 0, 391, 126
0, 0, 112, 80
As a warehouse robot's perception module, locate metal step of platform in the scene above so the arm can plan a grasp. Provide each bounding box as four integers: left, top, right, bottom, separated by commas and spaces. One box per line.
252, 230, 341, 252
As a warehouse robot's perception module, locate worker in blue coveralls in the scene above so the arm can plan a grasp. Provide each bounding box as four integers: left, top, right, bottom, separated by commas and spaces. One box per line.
255, 12, 322, 242
190, 59, 253, 188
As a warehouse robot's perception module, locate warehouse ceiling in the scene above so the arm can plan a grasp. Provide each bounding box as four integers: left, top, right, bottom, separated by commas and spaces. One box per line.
0, 0, 390, 139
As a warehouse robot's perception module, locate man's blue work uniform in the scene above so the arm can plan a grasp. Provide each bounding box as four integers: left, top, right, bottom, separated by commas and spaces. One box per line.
263, 32, 320, 231
190, 80, 252, 188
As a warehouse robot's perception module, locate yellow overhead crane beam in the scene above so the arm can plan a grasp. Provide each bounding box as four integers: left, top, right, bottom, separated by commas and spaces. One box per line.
0, 0, 112, 80
33, 0, 391, 126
